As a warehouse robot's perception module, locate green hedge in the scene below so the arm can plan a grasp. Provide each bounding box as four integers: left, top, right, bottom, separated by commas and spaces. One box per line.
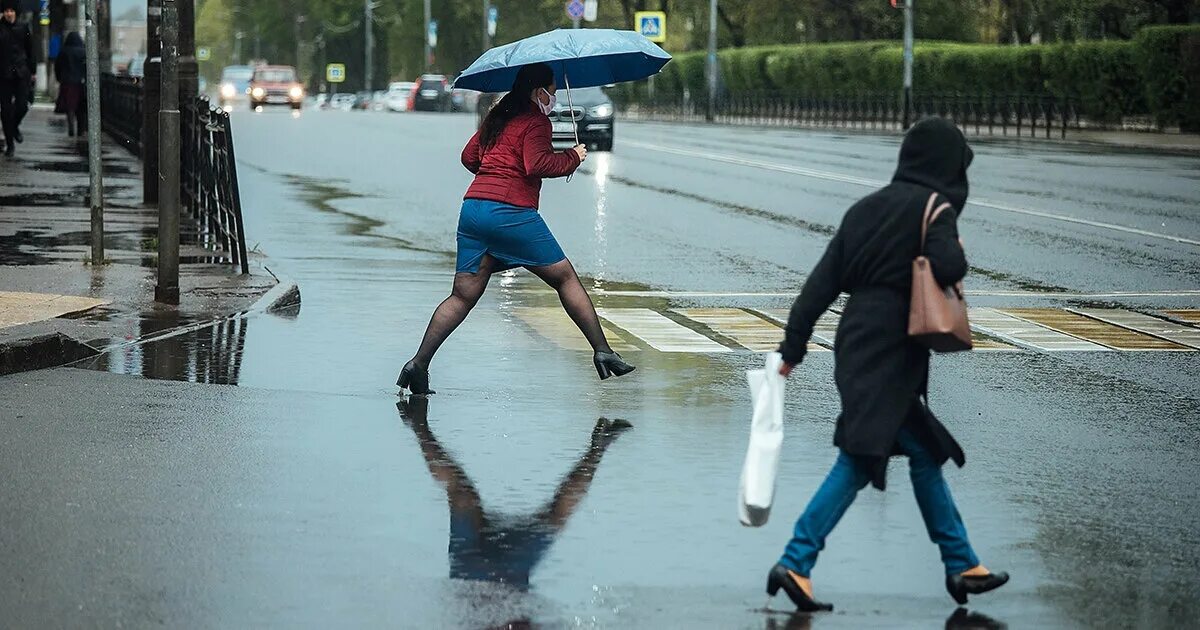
1136, 25, 1200, 132
636, 26, 1200, 130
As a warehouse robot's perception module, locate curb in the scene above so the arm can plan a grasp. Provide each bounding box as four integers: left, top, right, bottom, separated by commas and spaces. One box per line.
0, 333, 100, 377
248, 274, 302, 314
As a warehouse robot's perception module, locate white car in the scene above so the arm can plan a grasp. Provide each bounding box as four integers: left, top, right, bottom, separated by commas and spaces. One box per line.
384, 82, 416, 112
329, 93, 356, 111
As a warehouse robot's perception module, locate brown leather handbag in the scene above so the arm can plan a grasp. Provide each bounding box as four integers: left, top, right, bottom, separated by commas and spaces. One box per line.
908, 192, 973, 352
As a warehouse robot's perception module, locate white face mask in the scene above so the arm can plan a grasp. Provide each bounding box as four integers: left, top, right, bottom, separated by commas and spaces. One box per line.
536, 88, 557, 116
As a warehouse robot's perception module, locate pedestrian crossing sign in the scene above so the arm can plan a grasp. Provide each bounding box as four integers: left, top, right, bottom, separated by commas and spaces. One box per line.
636, 11, 666, 43
326, 63, 346, 84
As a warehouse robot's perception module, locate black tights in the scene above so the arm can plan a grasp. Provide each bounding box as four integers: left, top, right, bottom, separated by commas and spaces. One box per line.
411, 255, 612, 367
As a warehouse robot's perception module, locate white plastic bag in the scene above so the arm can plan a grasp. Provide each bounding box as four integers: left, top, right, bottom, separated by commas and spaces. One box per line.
738, 351, 785, 527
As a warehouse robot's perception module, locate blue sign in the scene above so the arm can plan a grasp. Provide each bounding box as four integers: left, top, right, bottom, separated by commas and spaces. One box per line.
566, 0, 585, 20
635, 11, 667, 43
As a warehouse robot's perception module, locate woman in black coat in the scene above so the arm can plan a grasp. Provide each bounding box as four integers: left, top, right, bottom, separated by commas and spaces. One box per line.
767, 118, 1008, 612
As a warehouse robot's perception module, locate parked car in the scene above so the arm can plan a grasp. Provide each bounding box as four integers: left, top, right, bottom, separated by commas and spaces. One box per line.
371, 90, 388, 111
219, 65, 255, 109
384, 81, 415, 112
315, 93, 329, 109
450, 88, 479, 113
248, 65, 304, 110
548, 87, 615, 151
412, 74, 450, 111
328, 93, 356, 111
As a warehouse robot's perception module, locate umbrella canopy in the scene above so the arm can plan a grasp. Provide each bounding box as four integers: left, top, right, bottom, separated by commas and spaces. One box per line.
453, 28, 671, 93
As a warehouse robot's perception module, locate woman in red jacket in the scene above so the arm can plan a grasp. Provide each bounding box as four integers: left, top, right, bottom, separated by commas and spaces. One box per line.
397, 63, 635, 395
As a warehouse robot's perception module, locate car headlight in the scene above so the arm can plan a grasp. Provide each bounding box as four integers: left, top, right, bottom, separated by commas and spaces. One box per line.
220, 83, 235, 98
289, 85, 304, 99
588, 103, 614, 118
251, 87, 265, 98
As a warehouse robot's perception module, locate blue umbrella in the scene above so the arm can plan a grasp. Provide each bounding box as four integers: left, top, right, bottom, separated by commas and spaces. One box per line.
454, 28, 671, 93
454, 29, 671, 146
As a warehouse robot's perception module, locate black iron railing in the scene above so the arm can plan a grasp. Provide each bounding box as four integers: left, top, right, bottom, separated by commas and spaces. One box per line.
618, 91, 1075, 139
181, 97, 250, 274
99, 73, 142, 152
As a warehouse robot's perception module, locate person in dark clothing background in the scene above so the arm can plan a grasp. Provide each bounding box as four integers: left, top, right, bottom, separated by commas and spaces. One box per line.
54, 32, 85, 137
0, 0, 35, 156
766, 118, 1009, 612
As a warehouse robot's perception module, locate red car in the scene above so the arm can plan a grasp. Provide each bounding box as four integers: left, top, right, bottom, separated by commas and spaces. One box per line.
248, 65, 304, 110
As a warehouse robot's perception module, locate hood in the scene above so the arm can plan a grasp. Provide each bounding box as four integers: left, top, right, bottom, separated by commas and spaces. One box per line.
65, 32, 83, 48
891, 117, 973, 211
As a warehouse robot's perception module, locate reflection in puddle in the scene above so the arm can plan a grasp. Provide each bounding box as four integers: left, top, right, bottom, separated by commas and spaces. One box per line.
944, 607, 1007, 629
397, 398, 631, 591
82, 315, 249, 385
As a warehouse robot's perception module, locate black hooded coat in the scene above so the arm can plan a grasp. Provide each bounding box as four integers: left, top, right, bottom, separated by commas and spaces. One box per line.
779, 117, 973, 490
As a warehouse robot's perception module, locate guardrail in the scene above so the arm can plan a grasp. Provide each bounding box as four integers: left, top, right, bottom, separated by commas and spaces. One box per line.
181, 97, 250, 274
618, 91, 1076, 139
99, 73, 142, 152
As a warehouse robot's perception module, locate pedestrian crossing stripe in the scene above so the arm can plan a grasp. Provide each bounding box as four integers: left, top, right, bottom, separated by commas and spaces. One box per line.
670, 308, 828, 353
511, 307, 639, 352
1068, 308, 1200, 350
512, 307, 1198, 354
1162, 310, 1200, 326
596, 308, 732, 353
1001, 308, 1187, 351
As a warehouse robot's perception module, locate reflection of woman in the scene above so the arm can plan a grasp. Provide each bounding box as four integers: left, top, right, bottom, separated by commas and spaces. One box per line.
768, 119, 1008, 611
397, 398, 630, 590
53, 32, 85, 137
397, 62, 634, 396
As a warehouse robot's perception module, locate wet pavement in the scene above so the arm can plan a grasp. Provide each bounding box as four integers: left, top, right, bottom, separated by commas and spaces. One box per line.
2, 109, 1199, 628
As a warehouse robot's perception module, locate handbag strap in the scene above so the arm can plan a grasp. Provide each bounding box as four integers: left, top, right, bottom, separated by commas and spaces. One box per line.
919, 192, 954, 251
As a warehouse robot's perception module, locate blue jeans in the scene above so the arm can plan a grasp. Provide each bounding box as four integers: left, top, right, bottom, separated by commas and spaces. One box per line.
779, 426, 980, 577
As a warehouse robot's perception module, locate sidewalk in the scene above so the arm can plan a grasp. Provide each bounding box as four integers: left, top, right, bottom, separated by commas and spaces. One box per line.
0, 105, 288, 375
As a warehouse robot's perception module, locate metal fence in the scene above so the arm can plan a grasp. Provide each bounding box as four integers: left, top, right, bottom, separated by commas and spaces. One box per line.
99, 74, 142, 152
99, 76, 249, 274
618, 91, 1076, 139
181, 97, 250, 274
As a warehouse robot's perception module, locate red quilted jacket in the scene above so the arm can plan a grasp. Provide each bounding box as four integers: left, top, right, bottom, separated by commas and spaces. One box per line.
461, 104, 581, 210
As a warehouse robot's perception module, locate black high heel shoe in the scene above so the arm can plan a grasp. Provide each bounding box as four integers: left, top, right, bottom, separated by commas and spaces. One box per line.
766, 564, 834, 612
945, 570, 1010, 605
396, 360, 434, 395
593, 351, 635, 380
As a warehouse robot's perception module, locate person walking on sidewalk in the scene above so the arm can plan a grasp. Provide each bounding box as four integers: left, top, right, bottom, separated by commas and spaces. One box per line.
766, 118, 1008, 612
0, 0, 34, 157
397, 62, 634, 395
54, 32, 85, 137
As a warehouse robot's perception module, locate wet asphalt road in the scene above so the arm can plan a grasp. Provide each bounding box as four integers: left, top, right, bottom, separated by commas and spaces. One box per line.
2, 109, 1199, 629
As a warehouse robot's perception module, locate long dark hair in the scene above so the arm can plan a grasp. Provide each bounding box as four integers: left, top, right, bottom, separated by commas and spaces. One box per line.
479, 63, 554, 149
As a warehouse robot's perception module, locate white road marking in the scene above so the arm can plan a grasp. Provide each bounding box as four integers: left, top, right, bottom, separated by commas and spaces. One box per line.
1069, 308, 1200, 350
621, 140, 1200, 247
969, 307, 1110, 352
597, 308, 731, 353
590, 288, 1200, 299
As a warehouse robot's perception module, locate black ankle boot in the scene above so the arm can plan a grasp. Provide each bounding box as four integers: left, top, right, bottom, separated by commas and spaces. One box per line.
945, 570, 1010, 605
766, 564, 833, 612
396, 360, 434, 395
593, 351, 635, 380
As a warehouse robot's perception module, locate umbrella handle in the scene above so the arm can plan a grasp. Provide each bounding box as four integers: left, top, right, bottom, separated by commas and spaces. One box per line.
563, 63, 578, 183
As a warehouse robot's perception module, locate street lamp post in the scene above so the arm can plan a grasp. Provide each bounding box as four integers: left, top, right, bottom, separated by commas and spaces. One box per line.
423, 0, 431, 72
481, 0, 490, 52
364, 0, 374, 91
706, 0, 717, 122
902, 0, 914, 129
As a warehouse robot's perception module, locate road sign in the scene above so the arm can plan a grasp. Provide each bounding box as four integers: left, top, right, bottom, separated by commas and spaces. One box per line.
197, 47, 211, 61
566, 0, 585, 21
583, 0, 598, 22
487, 6, 498, 37
326, 63, 346, 83
428, 19, 438, 48
635, 11, 666, 43
38, 0, 48, 25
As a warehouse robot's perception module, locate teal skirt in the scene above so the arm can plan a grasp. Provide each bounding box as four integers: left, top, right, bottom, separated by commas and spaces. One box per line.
455, 198, 566, 273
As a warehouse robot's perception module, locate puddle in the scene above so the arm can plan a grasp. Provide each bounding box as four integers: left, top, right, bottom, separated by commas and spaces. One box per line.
399, 398, 632, 591
77, 313, 246, 385
30, 161, 137, 176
